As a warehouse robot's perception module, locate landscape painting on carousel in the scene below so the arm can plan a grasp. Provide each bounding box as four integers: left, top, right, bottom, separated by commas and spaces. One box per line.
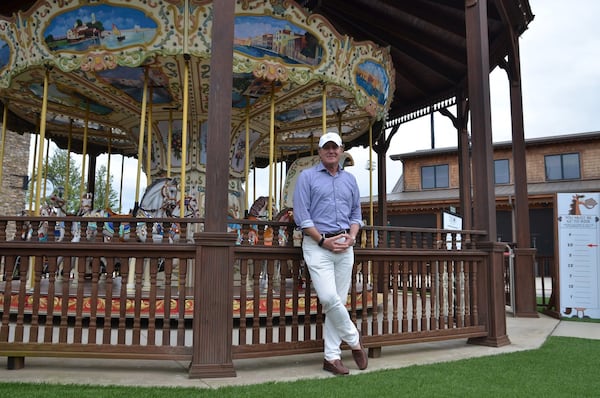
0, 38, 9, 71
97, 66, 173, 104
29, 82, 113, 115
357, 60, 390, 107
43, 4, 158, 52
234, 15, 323, 67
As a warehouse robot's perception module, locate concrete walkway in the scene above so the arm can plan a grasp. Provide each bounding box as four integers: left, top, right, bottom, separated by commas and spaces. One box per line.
0, 314, 598, 389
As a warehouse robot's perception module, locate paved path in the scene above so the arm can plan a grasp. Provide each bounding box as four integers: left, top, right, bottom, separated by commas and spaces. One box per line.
0, 314, 598, 388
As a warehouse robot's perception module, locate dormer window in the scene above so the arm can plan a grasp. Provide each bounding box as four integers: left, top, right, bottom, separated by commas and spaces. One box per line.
421, 164, 449, 189
545, 153, 580, 180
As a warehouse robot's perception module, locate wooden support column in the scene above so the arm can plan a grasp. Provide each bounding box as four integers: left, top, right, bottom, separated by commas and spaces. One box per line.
87, 155, 96, 200
471, 242, 511, 347
374, 120, 394, 229
372, 120, 389, 294
507, 39, 538, 318
189, 0, 237, 378
456, 92, 472, 231
375, 139, 387, 293
464, 0, 509, 347
439, 92, 471, 230
376, 148, 387, 227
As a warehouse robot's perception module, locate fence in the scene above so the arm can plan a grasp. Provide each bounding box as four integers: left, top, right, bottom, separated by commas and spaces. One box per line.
0, 215, 495, 374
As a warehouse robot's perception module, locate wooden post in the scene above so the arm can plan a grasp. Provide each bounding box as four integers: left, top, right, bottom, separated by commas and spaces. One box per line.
507, 40, 538, 317
464, 0, 509, 346
188, 0, 237, 378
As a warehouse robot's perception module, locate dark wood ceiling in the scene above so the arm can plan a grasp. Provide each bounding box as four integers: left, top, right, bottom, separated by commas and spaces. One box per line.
0, 0, 534, 128
302, 0, 534, 123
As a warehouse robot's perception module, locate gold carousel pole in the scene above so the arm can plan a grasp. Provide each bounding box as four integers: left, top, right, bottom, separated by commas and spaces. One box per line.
322, 84, 327, 135
179, 55, 190, 218
167, 109, 173, 178
42, 137, 50, 200
179, 0, 190, 218
119, 154, 124, 213
146, 85, 153, 186
64, 120, 72, 207
105, 129, 112, 208
179, 0, 190, 219
135, 68, 149, 205
273, 138, 278, 212
28, 131, 38, 214
34, 67, 51, 216
244, 98, 250, 211
253, 163, 256, 205
369, 123, 374, 247
0, 103, 8, 186
267, 84, 275, 220
79, 101, 90, 202
279, 148, 283, 211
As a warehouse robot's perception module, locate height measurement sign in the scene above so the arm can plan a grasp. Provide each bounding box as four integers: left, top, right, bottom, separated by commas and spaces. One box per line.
557, 192, 600, 319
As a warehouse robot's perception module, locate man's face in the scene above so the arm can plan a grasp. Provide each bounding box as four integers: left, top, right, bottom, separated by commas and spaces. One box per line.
318, 142, 342, 168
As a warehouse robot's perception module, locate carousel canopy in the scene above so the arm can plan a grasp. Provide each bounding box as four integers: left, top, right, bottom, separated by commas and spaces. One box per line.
0, 0, 533, 170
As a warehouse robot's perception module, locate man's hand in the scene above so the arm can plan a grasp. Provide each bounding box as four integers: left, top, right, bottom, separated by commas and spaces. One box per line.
326, 232, 355, 252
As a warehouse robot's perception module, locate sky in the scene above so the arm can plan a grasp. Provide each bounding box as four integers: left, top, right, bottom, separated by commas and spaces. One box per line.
30, 0, 600, 213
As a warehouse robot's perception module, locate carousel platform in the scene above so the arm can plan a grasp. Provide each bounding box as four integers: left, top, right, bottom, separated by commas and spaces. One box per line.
0, 276, 373, 319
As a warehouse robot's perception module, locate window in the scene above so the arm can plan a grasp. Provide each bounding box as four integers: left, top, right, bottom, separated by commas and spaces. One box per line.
545, 153, 580, 180
421, 164, 449, 189
494, 159, 510, 184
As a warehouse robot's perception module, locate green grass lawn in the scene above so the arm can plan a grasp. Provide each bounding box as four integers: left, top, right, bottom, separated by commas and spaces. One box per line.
0, 336, 598, 397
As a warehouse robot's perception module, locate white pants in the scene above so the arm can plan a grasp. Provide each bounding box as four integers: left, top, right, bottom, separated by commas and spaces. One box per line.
302, 238, 360, 361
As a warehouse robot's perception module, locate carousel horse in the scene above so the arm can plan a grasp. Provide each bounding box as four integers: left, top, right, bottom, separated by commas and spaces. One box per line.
248, 196, 277, 221
19, 210, 34, 241
131, 178, 204, 289
244, 197, 297, 289
134, 177, 199, 243
134, 178, 179, 218
70, 193, 133, 279
13, 203, 60, 279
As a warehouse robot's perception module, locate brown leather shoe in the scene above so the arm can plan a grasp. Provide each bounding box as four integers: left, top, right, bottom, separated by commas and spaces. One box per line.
323, 359, 349, 375
352, 342, 368, 370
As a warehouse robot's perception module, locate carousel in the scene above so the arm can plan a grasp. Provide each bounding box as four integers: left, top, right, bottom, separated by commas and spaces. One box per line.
0, 0, 394, 318
0, 0, 394, 221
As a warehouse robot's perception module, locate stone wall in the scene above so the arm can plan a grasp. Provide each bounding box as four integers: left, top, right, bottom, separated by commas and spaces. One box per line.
0, 131, 30, 216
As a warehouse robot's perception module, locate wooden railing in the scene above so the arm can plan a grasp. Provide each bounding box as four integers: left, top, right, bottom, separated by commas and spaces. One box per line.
0, 216, 492, 373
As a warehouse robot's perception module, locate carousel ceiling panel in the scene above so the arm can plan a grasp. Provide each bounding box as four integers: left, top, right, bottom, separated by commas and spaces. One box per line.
0, 0, 395, 165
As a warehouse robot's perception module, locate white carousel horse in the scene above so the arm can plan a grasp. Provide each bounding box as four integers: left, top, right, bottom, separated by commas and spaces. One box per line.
135, 178, 199, 243
12, 203, 62, 280
131, 178, 201, 290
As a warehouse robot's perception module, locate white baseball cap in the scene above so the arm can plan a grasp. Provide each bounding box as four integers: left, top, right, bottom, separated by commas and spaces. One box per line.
318, 132, 342, 148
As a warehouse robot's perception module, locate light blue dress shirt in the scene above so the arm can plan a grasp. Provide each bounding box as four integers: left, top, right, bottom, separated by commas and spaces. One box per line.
293, 162, 363, 234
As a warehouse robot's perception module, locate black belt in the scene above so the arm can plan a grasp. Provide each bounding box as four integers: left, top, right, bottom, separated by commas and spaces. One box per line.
323, 230, 348, 238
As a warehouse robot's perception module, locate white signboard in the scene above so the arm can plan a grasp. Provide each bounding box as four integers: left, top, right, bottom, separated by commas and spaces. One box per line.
557, 192, 600, 319
443, 211, 462, 250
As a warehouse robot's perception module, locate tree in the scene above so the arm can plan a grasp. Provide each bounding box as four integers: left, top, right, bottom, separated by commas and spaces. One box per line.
93, 164, 119, 210
40, 148, 119, 213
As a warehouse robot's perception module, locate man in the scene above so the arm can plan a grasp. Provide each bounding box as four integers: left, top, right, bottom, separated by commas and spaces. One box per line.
293, 131, 367, 375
